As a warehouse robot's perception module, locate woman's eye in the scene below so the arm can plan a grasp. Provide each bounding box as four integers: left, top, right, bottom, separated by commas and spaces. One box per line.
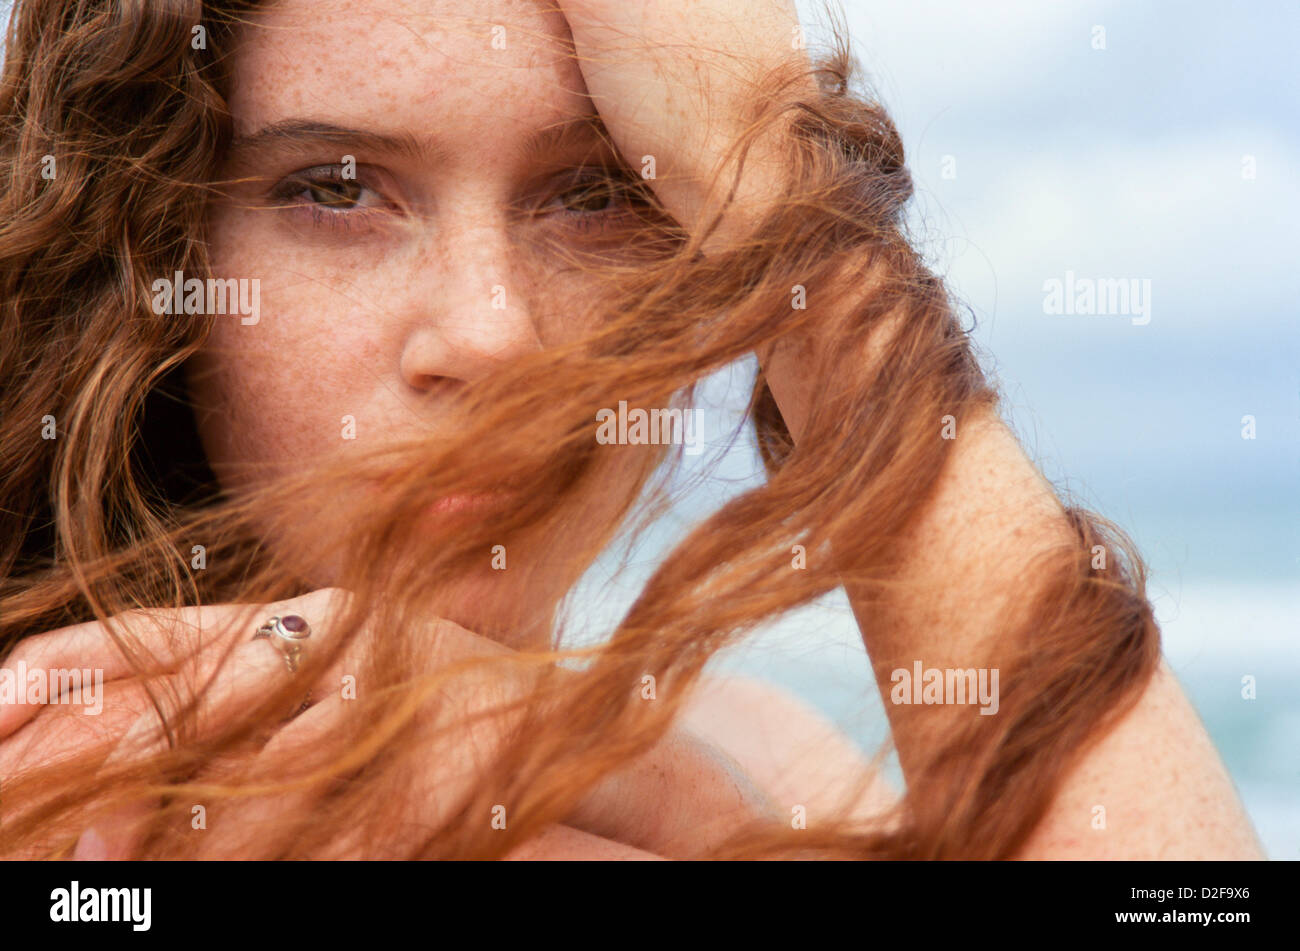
305, 179, 365, 210
548, 170, 651, 234
269, 166, 390, 232
559, 179, 619, 213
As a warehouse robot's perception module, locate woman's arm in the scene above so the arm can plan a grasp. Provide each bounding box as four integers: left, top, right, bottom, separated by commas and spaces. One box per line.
766, 329, 1263, 857
850, 400, 1263, 858
683, 675, 899, 826
503, 824, 664, 860
562, 0, 1264, 858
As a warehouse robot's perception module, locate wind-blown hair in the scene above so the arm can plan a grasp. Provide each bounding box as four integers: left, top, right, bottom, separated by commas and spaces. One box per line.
0, 0, 1160, 858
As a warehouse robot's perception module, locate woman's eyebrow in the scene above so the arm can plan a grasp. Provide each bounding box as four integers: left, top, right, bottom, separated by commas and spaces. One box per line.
226, 116, 613, 168
227, 119, 446, 164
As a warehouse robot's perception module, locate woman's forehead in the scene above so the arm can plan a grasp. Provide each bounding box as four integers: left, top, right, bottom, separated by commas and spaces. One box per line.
228, 0, 587, 143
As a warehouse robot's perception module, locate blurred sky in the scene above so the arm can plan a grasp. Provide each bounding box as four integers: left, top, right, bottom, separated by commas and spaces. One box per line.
803, 0, 1300, 589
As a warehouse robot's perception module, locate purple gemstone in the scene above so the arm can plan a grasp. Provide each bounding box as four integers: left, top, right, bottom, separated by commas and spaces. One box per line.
280, 615, 309, 634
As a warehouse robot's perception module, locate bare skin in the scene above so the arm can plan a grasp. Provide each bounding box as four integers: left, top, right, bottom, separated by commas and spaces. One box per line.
1, 0, 1261, 859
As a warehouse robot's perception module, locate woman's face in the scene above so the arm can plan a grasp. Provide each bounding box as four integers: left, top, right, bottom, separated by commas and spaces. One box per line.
190, 0, 643, 642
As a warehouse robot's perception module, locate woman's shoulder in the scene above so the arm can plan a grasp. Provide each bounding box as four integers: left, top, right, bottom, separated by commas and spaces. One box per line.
681, 674, 900, 826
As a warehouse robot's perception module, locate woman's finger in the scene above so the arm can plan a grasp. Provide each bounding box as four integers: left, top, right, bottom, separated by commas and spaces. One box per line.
0, 587, 350, 739
193, 624, 526, 859
0, 614, 173, 738
191, 694, 347, 860
69, 627, 344, 862
71, 712, 168, 860
71, 627, 355, 862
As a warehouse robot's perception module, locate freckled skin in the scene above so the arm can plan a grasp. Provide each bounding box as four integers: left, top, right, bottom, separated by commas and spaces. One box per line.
189, 0, 632, 643
176, 0, 905, 854
183, 0, 1266, 859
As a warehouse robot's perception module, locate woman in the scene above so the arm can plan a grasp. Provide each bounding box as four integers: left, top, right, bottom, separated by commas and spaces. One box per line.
0, 0, 1264, 859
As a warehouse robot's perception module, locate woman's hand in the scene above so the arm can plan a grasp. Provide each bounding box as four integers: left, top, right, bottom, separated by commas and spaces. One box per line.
0, 590, 776, 859
561, 0, 814, 250
559, 0, 840, 441
0, 588, 357, 772
0, 588, 369, 857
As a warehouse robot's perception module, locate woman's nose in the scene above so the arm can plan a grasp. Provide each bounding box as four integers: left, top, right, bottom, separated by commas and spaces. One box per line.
398, 215, 543, 392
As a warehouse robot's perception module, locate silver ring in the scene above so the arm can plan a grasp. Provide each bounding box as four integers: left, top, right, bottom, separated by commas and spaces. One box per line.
252, 614, 311, 673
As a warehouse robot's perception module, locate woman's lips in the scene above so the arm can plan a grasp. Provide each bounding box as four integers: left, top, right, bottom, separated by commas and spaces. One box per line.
427, 493, 504, 516
434, 493, 493, 517
361, 482, 515, 522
